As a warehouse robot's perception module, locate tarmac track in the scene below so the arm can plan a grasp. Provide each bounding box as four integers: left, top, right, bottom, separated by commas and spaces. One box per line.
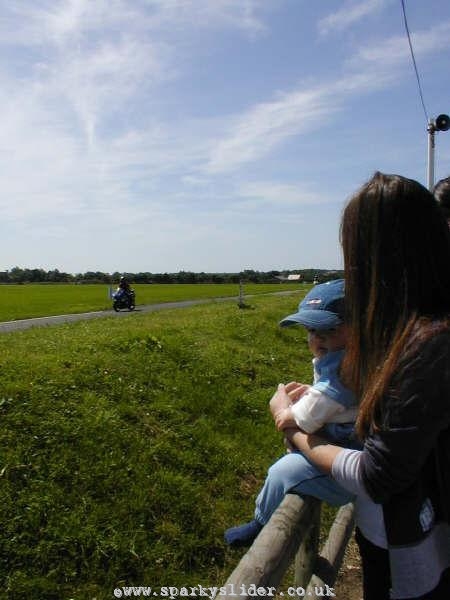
0, 291, 299, 334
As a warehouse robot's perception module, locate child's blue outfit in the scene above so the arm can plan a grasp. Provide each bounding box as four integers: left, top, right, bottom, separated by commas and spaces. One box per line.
292, 350, 357, 442
225, 349, 359, 547
255, 350, 358, 523
224, 279, 360, 548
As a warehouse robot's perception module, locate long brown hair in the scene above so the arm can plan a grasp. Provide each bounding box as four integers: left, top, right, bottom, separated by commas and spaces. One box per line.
340, 172, 450, 436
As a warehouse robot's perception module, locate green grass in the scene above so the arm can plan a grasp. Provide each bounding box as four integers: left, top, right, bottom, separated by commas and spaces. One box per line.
0, 292, 335, 599
0, 283, 307, 321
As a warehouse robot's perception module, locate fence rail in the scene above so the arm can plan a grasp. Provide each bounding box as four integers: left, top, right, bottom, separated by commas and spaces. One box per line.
219, 495, 355, 599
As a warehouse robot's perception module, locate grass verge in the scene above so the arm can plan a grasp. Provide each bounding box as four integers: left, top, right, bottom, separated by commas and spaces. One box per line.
0, 292, 335, 599
0, 283, 307, 322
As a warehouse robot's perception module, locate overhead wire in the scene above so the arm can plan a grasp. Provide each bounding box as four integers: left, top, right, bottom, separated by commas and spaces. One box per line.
400, 0, 429, 123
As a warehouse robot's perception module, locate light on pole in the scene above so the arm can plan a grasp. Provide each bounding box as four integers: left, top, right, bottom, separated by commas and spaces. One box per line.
427, 114, 450, 191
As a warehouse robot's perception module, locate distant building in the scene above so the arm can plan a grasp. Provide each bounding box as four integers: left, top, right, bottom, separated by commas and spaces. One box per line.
275, 273, 303, 282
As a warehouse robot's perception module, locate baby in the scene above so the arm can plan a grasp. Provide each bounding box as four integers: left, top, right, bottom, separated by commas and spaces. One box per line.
225, 280, 359, 548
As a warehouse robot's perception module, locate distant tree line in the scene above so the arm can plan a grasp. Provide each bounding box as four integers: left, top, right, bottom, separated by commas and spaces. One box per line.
0, 266, 343, 285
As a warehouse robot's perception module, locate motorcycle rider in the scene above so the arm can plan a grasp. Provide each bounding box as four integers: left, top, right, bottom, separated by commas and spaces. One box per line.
118, 276, 132, 295
112, 276, 135, 311
115, 276, 134, 303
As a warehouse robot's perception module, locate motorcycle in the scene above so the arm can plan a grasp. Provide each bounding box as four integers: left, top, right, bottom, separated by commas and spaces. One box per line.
112, 288, 136, 312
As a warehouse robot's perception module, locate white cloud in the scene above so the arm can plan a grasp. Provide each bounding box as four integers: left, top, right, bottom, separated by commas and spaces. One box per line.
318, 0, 387, 36
0, 1, 448, 273
1, 7, 445, 211
52, 38, 170, 147
0, 0, 269, 48
181, 175, 210, 186
204, 17, 450, 175
351, 20, 450, 67
132, 0, 269, 35
204, 70, 391, 175
238, 182, 328, 207
206, 87, 341, 173
0, 1, 271, 156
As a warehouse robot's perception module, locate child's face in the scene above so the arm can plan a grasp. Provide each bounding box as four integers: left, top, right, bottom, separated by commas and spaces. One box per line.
306, 324, 347, 358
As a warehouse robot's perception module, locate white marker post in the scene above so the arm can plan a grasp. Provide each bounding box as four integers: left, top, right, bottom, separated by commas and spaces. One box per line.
238, 280, 245, 309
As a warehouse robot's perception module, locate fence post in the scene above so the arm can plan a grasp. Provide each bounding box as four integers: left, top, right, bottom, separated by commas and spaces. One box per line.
306, 502, 355, 598
219, 495, 321, 598
220, 498, 355, 599
294, 501, 321, 587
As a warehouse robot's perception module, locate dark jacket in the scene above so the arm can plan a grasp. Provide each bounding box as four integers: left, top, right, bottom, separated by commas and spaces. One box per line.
360, 326, 450, 545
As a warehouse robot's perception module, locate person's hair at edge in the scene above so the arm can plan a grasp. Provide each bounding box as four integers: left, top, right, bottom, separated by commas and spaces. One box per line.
433, 176, 450, 218
340, 171, 450, 437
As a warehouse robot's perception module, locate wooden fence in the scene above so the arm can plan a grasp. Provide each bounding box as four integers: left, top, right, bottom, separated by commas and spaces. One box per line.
219, 495, 355, 599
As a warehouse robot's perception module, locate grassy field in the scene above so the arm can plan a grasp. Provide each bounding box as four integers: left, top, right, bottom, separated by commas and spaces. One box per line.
0, 283, 306, 322
0, 291, 340, 599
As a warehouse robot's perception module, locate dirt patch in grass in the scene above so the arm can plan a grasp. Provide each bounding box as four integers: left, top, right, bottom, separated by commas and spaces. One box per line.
333, 536, 363, 600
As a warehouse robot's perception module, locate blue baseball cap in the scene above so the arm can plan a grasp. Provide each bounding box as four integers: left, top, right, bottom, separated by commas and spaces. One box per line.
279, 279, 345, 329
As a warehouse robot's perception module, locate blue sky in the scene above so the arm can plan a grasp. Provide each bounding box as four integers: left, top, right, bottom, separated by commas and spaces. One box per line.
2, 0, 450, 274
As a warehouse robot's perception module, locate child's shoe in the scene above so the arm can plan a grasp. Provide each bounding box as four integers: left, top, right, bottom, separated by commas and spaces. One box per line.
224, 519, 263, 547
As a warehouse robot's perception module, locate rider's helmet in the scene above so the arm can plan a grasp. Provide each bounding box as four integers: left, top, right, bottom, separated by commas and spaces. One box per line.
119, 276, 130, 291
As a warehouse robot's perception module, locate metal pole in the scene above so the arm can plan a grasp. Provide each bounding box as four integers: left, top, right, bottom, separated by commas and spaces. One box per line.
427, 119, 435, 191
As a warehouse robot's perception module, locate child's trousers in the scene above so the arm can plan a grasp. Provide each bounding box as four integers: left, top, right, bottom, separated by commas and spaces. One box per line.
254, 450, 354, 524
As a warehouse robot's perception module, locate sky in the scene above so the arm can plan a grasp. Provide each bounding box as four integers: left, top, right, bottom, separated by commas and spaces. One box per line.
2, 0, 450, 275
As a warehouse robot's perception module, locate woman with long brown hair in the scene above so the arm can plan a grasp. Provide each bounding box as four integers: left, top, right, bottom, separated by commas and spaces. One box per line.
270, 172, 450, 599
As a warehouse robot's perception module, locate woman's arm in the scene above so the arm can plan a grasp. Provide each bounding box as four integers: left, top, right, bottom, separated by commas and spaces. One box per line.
284, 427, 344, 474
271, 383, 344, 473
273, 386, 370, 497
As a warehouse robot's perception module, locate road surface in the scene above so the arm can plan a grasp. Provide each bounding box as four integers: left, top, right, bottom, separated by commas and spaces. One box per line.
0, 291, 299, 333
